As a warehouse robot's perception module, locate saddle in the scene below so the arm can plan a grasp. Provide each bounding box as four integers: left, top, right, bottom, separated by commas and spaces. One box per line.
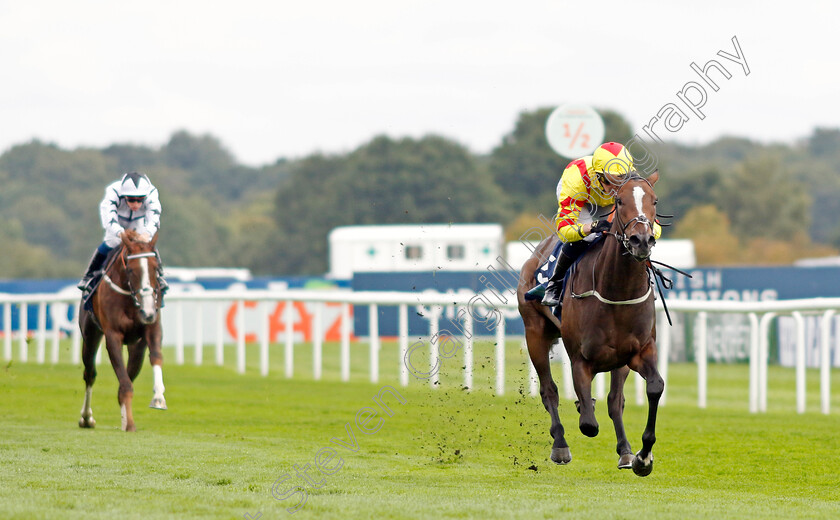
524, 241, 569, 322
524, 235, 606, 322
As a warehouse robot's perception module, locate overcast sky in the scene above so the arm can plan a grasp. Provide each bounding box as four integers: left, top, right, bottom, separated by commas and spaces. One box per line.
1, 1, 837, 166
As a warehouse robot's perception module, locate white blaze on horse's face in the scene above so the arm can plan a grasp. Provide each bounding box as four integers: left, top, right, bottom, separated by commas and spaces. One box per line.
633, 186, 645, 217
615, 179, 657, 262
138, 257, 157, 322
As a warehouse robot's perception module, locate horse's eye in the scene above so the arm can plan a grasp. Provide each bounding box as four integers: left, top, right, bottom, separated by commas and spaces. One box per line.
616, 198, 623, 206
653, 199, 658, 206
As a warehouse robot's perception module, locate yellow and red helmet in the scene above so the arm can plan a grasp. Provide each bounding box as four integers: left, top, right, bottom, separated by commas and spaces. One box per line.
592, 142, 634, 175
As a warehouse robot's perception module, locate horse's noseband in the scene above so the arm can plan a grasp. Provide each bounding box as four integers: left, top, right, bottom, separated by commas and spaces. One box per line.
610, 181, 656, 260
123, 252, 160, 309
611, 214, 655, 260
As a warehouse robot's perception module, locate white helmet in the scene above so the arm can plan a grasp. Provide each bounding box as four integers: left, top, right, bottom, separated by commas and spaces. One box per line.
118, 172, 152, 198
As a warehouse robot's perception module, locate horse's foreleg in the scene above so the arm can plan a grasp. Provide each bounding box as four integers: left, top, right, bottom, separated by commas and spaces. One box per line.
570, 360, 598, 437
79, 312, 101, 428
526, 330, 570, 465
127, 339, 147, 381
147, 326, 166, 410
629, 340, 663, 477
104, 333, 136, 432
79, 383, 95, 429
149, 364, 167, 410
608, 366, 634, 469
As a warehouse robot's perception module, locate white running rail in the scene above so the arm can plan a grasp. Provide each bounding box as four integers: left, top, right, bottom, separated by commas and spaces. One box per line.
0, 290, 838, 414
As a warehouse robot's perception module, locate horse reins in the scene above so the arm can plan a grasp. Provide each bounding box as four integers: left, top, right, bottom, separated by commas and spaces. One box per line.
102, 250, 160, 308
607, 174, 656, 255
569, 173, 693, 321
570, 174, 655, 306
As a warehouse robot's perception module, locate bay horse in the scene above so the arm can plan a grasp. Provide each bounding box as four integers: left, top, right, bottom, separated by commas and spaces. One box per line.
78, 229, 166, 432
517, 171, 663, 476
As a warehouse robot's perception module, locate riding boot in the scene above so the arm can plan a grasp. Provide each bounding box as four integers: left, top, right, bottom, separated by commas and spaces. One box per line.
77, 249, 108, 292
154, 249, 169, 295
541, 251, 577, 307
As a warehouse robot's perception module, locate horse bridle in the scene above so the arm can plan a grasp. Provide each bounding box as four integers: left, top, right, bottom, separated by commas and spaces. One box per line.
571, 172, 690, 314
603, 175, 656, 259
102, 250, 160, 309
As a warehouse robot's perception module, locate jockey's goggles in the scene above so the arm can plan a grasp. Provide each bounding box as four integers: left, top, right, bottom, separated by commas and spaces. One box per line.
125, 197, 146, 203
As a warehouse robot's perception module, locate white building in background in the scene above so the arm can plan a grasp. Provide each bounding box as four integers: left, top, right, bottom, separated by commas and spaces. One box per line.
163, 267, 252, 282
646, 239, 697, 268
794, 256, 840, 267
328, 224, 505, 280
505, 238, 697, 270
328, 224, 697, 280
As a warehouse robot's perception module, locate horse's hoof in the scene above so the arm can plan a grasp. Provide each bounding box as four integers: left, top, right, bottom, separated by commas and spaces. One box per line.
617, 453, 634, 469
550, 447, 572, 465
123, 423, 137, 432
632, 451, 654, 477
579, 421, 599, 438
149, 397, 167, 410
78, 417, 95, 428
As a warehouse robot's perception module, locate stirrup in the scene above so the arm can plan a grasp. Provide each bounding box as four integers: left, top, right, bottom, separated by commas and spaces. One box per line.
77, 278, 93, 292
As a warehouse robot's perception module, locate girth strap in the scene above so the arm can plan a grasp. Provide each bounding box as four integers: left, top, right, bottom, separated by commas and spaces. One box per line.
571, 285, 652, 305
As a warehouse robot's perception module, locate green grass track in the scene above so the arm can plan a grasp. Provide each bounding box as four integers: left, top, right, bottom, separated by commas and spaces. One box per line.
1, 339, 839, 519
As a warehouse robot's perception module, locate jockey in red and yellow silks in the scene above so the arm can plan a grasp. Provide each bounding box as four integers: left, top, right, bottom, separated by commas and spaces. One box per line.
528, 142, 661, 306
555, 155, 618, 242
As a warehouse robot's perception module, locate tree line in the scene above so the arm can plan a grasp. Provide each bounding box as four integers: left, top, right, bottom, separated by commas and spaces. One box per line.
0, 111, 838, 279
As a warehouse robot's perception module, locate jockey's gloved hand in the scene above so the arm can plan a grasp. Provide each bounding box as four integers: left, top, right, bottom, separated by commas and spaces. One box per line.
590, 220, 612, 234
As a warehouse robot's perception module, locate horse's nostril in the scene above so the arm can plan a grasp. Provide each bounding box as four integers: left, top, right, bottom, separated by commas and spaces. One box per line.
647, 236, 656, 247
629, 235, 642, 247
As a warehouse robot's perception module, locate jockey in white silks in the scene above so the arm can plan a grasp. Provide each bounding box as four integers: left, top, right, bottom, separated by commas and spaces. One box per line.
77, 172, 168, 294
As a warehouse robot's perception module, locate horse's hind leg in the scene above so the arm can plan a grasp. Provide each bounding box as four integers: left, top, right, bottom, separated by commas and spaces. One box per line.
608, 366, 634, 469
629, 340, 664, 477
79, 310, 101, 429
525, 330, 570, 465
104, 332, 136, 432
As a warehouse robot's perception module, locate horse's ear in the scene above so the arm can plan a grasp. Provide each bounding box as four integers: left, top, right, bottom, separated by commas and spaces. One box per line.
150, 233, 158, 248
120, 231, 131, 247
647, 170, 659, 185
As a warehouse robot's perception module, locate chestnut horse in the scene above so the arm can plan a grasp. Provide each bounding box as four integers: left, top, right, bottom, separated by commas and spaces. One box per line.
78, 230, 166, 432
517, 171, 663, 476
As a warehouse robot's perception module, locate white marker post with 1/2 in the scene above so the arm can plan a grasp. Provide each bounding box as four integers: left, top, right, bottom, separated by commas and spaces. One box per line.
545, 104, 605, 158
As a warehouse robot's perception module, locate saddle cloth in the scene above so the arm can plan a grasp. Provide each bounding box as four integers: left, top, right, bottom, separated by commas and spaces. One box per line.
523, 240, 568, 322
524, 234, 607, 322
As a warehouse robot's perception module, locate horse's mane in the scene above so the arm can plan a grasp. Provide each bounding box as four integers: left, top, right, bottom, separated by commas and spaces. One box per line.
122, 229, 152, 246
